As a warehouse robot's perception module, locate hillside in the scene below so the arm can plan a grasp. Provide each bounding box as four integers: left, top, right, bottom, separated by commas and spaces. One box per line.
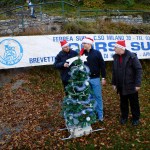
0, 60, 149, 149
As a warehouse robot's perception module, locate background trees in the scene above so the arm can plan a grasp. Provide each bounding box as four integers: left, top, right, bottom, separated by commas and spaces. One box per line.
0, 0, 149, 8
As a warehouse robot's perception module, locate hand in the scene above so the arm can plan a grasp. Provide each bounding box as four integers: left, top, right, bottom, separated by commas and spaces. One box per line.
113, 85, 116, 91
102, 79, 106, 86
135, 87, 140, 91
64, 63, 69, 68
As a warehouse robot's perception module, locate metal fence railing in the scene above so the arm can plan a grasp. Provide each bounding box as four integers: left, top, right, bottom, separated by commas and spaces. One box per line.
0, 0, 149, 34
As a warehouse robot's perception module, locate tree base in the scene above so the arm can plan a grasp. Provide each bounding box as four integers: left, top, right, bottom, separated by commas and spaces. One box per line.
60, 125, 105, 140
69, 125, 92, 138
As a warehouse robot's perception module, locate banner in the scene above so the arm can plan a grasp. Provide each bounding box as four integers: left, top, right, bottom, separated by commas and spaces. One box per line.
0, 34, 149, 69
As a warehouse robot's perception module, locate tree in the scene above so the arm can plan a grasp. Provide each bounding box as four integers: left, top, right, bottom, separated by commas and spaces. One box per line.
62, 57, 97, 138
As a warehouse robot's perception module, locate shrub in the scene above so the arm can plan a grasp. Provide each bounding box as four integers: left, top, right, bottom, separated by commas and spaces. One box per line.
63, 20, 150, 34
83, 0, 104, 8
124, 0, 135, 7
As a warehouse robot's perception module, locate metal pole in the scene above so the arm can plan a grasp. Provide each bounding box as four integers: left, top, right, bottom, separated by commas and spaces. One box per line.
40, 0, 43, 21
21, 0, 24, 31
61, 0, 64, 17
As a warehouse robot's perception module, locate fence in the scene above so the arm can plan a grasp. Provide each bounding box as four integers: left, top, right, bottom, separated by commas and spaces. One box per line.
0, 0, 149, 35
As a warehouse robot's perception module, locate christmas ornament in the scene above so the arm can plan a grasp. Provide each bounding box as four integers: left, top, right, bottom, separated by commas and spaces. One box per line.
82, 110, 86, 114
69, 116, 73, 120
85, 81, 89, 86
79, 66, 84, 70
86, 117, 91, 121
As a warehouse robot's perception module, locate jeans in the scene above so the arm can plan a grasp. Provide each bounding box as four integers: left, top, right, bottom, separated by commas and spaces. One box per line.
89, 78, 103, 121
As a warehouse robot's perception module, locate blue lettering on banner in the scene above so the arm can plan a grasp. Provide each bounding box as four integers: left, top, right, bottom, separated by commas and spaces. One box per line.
76, 36, 86, 41
53, 36, 73, 42
143, 52, 150, 56
29, 56, 55, 64
107, 35, 124, 40
145, 36, 150, 40
131, 42, 150, 51
103, 54, 108, 58
95, 42, 107, 52
141, 42, 150, 50
108, 42, 116, 51
69, 41, 150, 52
126, 36, 131, 40
95, 42, 116, 52
93, 35, 104, 40
136, 36, 144, 40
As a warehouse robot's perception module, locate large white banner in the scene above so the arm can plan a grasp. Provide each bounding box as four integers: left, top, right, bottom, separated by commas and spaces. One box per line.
0, 34, 149, 69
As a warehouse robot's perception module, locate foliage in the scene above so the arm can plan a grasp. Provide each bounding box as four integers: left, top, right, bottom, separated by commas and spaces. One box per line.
124, 0, 135, 7
135, 0, 150, 5
63, 21, 150, 34
103, 0, 149, 5
62, 22, 98, 34
83, 0, 104, 8
0, 0, 25, 8
0, 60, 149, 149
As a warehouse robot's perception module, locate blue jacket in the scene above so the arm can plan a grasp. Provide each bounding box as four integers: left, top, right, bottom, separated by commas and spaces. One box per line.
82, 48, 106, 79
54, 49, 78, 83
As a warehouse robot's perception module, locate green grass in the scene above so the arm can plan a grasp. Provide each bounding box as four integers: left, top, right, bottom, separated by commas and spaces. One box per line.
0, 1, 149, 20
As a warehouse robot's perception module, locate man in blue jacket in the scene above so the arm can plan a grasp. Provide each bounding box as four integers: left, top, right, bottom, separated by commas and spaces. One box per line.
80, 37, 106, 122
54, 40, 78, 93
112, 40, 142, 126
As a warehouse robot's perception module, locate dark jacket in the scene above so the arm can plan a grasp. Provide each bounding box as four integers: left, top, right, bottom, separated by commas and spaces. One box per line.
54, 49, 78, 83
112, 50, 142, 95
81, 48, 106, 79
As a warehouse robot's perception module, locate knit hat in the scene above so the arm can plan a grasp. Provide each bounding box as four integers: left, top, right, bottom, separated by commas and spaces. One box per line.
60, 40, 69, 48
115, 40, 126, 50
82, 37, 94, 45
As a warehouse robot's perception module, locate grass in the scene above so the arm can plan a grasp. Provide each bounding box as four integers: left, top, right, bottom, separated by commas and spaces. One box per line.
0, 1, 149, 20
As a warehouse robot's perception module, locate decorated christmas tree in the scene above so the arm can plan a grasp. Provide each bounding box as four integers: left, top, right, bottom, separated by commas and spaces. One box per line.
61, 57, 98, 139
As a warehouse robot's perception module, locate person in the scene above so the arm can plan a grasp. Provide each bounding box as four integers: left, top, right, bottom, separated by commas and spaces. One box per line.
54, 40, 78, 94
80, 37, 106, 122
112, 40, 142, 126
27, 0, 36, 18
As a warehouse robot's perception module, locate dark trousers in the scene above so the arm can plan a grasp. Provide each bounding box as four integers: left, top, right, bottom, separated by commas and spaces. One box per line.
62, 81, 69, 96
119, 92, 140, 121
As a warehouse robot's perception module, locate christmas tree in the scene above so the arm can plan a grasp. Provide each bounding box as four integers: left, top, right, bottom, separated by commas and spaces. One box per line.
62, 57, 97, 139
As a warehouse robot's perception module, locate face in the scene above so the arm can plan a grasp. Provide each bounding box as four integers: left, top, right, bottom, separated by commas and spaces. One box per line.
62, 46, 69, 52
82, 43, 92, 51
114, 46, 124, 55
114, 46, 120, 54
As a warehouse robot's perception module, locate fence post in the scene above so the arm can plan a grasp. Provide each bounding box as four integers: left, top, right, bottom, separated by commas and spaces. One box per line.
61, 0, 64, 17
21, 1, 24, 32
40, 0, 43, 21
77, 7, 80, 18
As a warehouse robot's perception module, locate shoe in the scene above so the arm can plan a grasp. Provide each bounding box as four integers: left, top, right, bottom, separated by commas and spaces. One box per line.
99, 119, 103, 124
132, 120, 139, 126
30, 15, 36, 18
120, 118, 127, 125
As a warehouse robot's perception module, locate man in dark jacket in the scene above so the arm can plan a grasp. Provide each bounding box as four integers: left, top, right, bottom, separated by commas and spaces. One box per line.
54, 40, 78, 93
112, 40, 142, 126
80, 37, 106, 122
